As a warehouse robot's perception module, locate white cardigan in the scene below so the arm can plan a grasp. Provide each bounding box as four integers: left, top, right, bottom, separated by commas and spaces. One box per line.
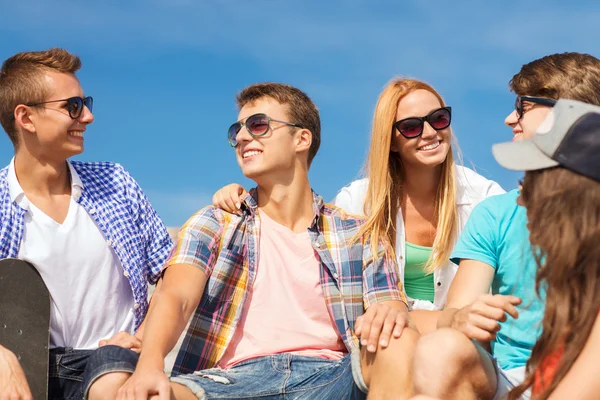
332, 166, 506, 311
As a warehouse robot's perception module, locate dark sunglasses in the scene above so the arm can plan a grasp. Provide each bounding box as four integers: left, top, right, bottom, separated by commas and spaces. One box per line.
393, 107, 452, 139
228, 113, 303, 147
26, 96, 93, 120
515, 96, 556, 120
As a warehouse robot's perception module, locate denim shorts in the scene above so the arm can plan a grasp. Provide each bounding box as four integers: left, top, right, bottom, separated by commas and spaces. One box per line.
171, 351, 367, 400
48, 345, 139, 400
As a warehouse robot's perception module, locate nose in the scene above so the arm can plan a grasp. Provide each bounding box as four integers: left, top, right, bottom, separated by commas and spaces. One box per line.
505, 110, 519, 127
235, 124, 254, 146
421, 121, 437, 139
79, 105, 94, 124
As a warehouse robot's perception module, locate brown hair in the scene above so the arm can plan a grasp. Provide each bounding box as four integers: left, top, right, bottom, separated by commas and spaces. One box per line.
0, 48, 82, 147
509, 168, 600, 399
509, 52, 600, 103
236, 83, 321, 166
358, 78, 459, 273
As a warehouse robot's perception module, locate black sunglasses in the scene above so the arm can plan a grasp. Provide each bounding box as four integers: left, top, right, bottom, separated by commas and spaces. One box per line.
515, 96, 556, 120
26, 96, 93, 120
393, 107, 452, 139
228, 113, 303, 147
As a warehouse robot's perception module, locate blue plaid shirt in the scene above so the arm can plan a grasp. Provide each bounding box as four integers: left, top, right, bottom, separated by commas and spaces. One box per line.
0, 160, 173, 330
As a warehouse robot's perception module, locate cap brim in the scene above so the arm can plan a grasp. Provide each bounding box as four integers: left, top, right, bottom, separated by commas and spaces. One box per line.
492, 139, 559, 171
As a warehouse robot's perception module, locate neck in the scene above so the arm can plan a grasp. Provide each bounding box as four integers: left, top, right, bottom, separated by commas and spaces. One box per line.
13, 149, 71, 197
402, 164, 442, 201
256, 173, 314, 233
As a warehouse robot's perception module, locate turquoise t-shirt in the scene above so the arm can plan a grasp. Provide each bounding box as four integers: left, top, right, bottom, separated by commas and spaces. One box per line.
451, 189, 545, 371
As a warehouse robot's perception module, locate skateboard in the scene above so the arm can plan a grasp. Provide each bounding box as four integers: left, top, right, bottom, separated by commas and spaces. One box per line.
0, 258, 50, 400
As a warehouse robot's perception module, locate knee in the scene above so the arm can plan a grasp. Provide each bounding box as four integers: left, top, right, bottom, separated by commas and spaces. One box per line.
85, 345, 139, 400
88, 372, 131, 400
413, 328, 479, 387
361, 327, 420, 385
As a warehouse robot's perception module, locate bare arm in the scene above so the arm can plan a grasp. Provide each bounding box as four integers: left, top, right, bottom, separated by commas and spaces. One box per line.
437, 259, 495, 329
548, 313, 600, 399
407, 260, 494, 335
136, 263, 207, 370
436, 259, 520, 344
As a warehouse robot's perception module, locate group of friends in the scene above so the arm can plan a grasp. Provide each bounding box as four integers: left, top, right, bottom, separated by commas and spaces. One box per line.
0, 47, 598, 400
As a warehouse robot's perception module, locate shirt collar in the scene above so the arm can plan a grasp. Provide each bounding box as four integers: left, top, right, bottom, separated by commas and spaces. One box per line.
241, 187, 325, 229
7, 158, 85, 209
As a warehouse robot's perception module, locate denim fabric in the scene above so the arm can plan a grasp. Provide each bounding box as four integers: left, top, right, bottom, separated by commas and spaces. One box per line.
171, 352, 366, 400
82, 345, 139, 399
49, 348, 94, 400
47, 346, 138, 400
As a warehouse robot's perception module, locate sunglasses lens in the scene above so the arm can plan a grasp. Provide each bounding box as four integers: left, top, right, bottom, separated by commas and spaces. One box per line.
228, 123, 241, 146
246, 114, 269, 136
67, 97, 83, 118
85, 97, 94, 113
397, 119, 423, 138
429, 108, 451, 130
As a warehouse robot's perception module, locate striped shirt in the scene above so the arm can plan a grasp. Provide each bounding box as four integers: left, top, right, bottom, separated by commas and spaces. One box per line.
169, 189, 405, 375
0, 160, 173, 329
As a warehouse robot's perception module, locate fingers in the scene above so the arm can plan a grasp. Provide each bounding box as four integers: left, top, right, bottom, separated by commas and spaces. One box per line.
212, 184, 247, 214
356, 305, 408, 352
99, 332, 142, 351
365, 309, 387, 352
481, 294, 521, 319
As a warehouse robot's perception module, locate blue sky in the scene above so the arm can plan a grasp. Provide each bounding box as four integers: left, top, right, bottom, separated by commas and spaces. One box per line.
2, 0, 599, 226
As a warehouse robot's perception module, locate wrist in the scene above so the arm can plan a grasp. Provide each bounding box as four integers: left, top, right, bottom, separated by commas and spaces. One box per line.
138, 351, 165, 371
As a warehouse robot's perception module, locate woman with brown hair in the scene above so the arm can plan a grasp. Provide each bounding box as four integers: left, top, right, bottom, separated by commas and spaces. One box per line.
212, 78, 504, 333
493, 98, 600, 399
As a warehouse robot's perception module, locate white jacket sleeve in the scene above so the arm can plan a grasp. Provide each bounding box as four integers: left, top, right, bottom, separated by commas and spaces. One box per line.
331, 179, 369, 216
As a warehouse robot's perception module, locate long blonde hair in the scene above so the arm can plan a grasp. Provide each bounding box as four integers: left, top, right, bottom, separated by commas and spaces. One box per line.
359, 78, 458, 274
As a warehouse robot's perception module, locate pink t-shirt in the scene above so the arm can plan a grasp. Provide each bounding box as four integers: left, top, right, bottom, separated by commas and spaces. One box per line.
218, 209, 347, 368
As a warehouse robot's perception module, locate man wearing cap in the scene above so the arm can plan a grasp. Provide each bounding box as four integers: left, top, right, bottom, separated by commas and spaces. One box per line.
411, 52, 600, 400
492, 98, 600, 399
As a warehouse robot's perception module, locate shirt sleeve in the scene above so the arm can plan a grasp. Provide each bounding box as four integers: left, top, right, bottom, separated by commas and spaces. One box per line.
362, 237, 407, 308
166, 206, 224, 277
122, 167, 174, 285
332, 181, 368, 216
451, 198, 499, 270
485, 180, 507, 197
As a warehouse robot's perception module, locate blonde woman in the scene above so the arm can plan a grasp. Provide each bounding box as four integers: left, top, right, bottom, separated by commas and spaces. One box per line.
212, 78, 504, 332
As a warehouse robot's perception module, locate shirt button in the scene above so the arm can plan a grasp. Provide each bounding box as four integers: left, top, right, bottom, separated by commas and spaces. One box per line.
134, 303, 140, 310
333, 273, 339, 279
107, 240, 113, 246
123, 271, 130, 278
437, 282, 442, 286
89, 208, 96, 214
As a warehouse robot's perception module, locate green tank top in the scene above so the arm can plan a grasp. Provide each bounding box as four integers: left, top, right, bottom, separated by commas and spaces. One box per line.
404, 242, 435, 302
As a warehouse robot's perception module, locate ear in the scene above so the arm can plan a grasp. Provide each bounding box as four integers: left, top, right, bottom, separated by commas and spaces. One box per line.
13, 105, 37, 135
390, 142, 399, 153
294, 128, 312, 155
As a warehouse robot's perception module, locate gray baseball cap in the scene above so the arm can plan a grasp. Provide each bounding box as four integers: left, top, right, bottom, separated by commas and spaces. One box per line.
492, 99, 600, 183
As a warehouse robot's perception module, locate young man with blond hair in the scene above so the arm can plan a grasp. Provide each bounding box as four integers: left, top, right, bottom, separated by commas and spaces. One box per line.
0, 48, 173, 399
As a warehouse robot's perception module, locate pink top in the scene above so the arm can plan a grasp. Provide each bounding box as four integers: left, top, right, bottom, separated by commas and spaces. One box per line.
218, 210, 346, 368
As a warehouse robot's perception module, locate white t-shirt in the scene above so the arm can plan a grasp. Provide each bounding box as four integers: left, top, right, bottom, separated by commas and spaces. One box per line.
332, 165, 506, 311
8, 160, 135, 349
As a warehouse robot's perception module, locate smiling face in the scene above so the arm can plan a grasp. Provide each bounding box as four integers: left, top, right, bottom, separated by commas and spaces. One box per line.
18, 71, 94, 160
505, 99, 552, 141
390, 89, 451, 169
233, 97, 309, 184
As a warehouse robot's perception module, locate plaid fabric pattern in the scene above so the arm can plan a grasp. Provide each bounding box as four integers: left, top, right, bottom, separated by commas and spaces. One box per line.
169, 189, 405, 375
0, 161, 173, 330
